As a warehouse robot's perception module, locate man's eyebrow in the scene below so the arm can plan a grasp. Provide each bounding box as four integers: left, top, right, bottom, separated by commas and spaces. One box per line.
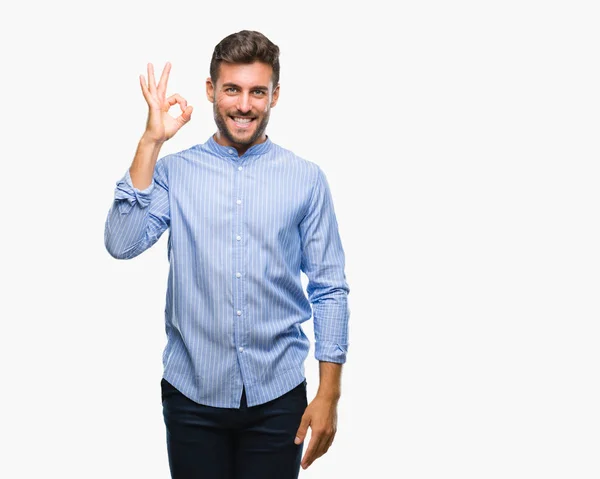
222, 82, 269, 91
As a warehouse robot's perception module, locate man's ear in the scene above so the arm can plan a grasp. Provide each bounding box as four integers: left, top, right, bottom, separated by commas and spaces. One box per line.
206, 77, 215, 103
270, 84, 280, 108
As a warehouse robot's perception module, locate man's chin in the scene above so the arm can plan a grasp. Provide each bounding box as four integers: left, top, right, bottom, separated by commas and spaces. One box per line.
224, 129, 256, 146
229, 136, 254, 146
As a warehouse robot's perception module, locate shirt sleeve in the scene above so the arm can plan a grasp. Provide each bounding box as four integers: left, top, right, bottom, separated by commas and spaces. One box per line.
300, 165, 351, 364
104, 157, 170, 259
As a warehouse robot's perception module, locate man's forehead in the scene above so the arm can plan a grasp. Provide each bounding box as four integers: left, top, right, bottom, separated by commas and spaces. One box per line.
218, 62, 274, 87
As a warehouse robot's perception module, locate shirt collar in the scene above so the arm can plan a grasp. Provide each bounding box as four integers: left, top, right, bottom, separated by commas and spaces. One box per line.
205, 133, 273, 159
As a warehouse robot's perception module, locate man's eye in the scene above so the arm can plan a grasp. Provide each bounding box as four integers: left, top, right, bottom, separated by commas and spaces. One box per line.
253, 90, 265, 95
225, 87, 237, 93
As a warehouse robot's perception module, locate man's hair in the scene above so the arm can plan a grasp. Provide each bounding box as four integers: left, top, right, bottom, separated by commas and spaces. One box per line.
210, 30, 280, 87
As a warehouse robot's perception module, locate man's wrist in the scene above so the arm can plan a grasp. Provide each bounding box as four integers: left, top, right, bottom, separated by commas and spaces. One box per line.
140, 133, 165, 148
315, 388, 341, 402
316, 361, 343, 401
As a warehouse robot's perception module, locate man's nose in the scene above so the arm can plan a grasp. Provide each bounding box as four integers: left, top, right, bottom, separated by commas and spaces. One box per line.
236, 93, 252, 113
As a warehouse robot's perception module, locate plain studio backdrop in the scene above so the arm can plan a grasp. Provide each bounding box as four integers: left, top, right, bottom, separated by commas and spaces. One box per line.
1, 0, 598, 477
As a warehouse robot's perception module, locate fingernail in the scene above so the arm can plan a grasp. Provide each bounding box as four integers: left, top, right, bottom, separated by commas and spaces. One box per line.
294, 437, 301, 444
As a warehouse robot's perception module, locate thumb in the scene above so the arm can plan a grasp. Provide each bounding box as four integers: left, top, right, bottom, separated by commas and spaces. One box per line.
295, 414, 310, 444
181, 105, 193, 123
177, 106, 193, 127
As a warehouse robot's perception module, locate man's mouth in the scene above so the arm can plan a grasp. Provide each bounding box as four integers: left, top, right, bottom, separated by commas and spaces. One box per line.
230, 116, 255, 129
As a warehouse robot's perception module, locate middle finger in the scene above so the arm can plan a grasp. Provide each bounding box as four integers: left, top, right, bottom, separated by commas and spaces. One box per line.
314, 433, 331, 458
157, 62, 171, 96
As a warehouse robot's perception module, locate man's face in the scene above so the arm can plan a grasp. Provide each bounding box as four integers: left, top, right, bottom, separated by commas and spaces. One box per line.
206, 61, 280, 151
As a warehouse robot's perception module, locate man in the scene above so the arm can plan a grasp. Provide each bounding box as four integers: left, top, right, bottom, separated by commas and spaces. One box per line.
104, 30, 350, 479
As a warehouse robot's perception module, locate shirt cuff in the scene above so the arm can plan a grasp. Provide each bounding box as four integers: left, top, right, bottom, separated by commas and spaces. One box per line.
315, 341, 348, 364
114, 169, 155, 214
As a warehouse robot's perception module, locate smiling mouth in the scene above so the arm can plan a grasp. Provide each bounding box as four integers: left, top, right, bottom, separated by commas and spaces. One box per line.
230, 116, 255, 129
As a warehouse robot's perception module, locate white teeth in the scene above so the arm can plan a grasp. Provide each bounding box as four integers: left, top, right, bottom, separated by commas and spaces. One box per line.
233, 117, 252, 123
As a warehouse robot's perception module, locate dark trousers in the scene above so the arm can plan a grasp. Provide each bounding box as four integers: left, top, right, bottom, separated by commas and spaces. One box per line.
161, 378, 308, 479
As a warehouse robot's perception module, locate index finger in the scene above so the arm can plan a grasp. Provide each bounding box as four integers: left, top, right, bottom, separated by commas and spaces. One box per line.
157, 62, 172, 97
301, 434, 323, 469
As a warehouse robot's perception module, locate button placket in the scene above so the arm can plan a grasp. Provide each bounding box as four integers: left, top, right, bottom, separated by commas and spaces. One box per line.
233, 158, 247, 359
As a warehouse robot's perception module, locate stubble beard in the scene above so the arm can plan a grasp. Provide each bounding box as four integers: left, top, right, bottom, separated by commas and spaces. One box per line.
213, 101, 270, 147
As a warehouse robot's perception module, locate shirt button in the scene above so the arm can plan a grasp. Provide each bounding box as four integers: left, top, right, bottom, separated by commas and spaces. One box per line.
236, 235, 241, 241
238, 166, 243, 171
239, 347, 244, 352
236, 272, 241, 278
236, 310, 242, 316
228, 149, 234, 154
236, 199, 242, 205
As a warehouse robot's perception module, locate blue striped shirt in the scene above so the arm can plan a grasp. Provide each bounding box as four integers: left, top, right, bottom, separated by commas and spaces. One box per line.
104, 135, 350, 408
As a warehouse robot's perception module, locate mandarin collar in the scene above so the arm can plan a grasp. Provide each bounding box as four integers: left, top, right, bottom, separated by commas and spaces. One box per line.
206, 134, 273, 159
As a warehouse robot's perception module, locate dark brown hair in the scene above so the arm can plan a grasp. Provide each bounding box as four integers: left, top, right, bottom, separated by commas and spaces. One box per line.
210, 30, 280, 87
